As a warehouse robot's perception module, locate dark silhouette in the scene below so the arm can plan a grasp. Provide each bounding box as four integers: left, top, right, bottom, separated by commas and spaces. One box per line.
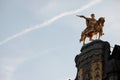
104, 44, 120, 80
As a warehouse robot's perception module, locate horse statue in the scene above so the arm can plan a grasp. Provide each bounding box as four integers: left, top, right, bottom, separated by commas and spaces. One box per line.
80, 17, 105, 45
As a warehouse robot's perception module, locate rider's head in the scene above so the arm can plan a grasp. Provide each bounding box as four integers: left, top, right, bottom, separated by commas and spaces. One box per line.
91, 13, 95, 18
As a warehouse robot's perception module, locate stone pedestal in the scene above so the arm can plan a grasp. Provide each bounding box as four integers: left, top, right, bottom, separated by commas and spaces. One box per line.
75, 40, 109, 80
75, 40, 120, 80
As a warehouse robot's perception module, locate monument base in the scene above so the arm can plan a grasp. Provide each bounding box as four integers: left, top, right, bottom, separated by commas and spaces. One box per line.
75, 40, 120, 80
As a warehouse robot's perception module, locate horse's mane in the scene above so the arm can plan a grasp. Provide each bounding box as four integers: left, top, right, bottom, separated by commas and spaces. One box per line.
97, 17, 105, 26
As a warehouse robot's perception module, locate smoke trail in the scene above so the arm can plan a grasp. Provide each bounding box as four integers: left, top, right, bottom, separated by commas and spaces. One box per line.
0, 0, 102, 45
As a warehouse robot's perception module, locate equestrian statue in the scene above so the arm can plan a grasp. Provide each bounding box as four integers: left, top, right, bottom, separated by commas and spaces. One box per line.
76, 14, 105, 45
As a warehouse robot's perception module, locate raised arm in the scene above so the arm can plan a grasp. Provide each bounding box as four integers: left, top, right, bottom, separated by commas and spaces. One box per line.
76, 15, 87, 19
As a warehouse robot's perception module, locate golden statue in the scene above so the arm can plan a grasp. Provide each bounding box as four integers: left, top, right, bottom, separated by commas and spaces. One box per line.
77, 14, 105, 45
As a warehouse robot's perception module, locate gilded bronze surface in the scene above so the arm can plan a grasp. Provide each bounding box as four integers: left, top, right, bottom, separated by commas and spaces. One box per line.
77, 14, 105, 45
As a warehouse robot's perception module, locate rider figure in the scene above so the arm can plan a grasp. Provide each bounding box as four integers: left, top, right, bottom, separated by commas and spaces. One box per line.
77, 14, 97, 34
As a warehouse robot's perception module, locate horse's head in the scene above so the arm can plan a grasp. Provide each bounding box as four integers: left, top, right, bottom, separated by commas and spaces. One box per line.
97, 17, 105, 26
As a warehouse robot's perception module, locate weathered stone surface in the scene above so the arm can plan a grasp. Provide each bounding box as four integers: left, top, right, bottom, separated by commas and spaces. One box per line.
75, 40, 120, 80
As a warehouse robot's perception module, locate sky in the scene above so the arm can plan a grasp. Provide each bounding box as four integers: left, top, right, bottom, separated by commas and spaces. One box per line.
0, 0, 120, 80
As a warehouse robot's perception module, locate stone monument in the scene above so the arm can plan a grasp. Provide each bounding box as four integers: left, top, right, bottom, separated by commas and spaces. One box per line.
74, 40, 120, 80
75, 14, 120, 80
76, 14, 105, 45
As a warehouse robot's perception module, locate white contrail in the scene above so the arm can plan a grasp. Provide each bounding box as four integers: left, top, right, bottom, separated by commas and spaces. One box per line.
0, 0, 102, 45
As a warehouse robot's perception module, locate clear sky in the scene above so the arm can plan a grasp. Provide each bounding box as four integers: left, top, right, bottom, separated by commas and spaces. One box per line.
0, 0, 120, 80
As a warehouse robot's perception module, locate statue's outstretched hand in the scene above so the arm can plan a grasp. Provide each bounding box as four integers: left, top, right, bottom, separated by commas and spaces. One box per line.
80, 15, 84, 17
76, 15, 84, 18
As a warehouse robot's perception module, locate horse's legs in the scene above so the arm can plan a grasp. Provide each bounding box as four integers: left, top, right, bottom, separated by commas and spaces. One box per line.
98, 29, 104, 40
83, 36, 86, 45
80, 33, 84, 41
79, 32, 83, 42
98, 31, 103, 40
80, 36, 83, 42
80, 34, 86, 45
89, 36, 92, 41
98, 32, 102, 40
89, 34, 93, 41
